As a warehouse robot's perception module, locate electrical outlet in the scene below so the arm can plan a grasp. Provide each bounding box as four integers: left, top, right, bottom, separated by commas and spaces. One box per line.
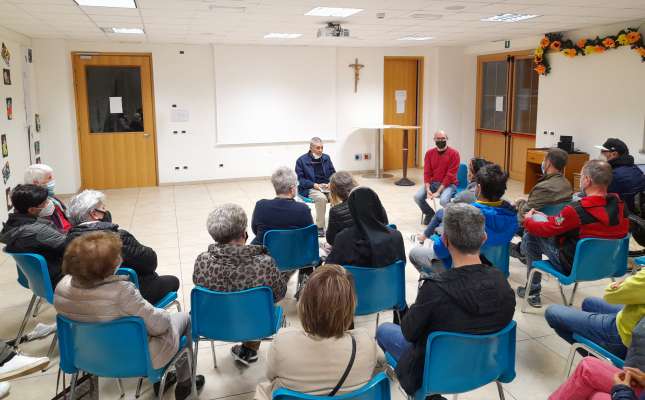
363, 153, 371, 160
174, 166, 180, 170
219, 164, 224, 168
354, 154, 361, 161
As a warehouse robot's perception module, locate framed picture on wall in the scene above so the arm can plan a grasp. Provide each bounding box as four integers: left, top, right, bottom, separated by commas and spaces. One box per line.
35, 114, 40, 132
6, 98, 12, 120
2, 161, 9, 184
27, 48, 32, 63
3, 69, 10, 85
35, 156, 41, 164
34, 140, 40, 156
5, 187, 12, 211
1, 134, 7, 158
1, 43, 9, 67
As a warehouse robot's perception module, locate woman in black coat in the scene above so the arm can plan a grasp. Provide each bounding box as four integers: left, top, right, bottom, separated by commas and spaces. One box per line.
325, 171, 357, 245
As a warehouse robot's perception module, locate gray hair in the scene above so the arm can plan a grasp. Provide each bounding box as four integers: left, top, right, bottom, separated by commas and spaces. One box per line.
330, 171, 357, 203
24, 164, 53, 185
310, 137, 322, 146
582, 159, 613, 187
443, 203, 486, 254
271, 167, 298, 195
206, 203, 247, 244
68, 189, 106, 226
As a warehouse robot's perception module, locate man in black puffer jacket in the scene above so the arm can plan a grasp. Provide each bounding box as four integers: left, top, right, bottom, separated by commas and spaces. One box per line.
597, 138, 645, 212
375, 203, 516, 396
66, 190, 179, 305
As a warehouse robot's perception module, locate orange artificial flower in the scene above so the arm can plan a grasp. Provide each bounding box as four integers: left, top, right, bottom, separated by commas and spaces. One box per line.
577, 38, 587, 48
562, 48, 577, 58
627, 31, 641, 44
534, 64, 546, 75
602, 38, 616, 48
540, 37, 550, 48
594, 45, 605, 53
636, 47, 645, 57
550, 40, 562, 51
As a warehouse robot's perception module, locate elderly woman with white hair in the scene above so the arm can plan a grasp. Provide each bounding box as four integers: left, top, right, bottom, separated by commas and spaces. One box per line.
23, 163, 71, 232
66, 189, 180, 305
250, 166, 314, 245
193, 203, 291, 365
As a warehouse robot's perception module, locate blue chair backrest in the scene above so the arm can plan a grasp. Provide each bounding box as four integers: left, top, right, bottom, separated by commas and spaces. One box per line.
191, 286, 280, 342
116, 267, 140, 288
420, 321, 516, 396
540, 202, 569, 216
481, 244, 510, 277
56, 315, 153, 378
571, 236, 629, 281
273, 372, 390, 400
9, 252, 54, 303
456, 164, 468, 191
264, 224, 320, 271
344, 261, 406, 315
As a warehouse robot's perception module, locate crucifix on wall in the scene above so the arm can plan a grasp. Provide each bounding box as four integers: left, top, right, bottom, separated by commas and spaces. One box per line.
348, 58, 364, 93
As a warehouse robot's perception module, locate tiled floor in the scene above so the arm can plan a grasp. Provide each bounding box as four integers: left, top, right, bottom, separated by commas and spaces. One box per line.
1, 168, 616, 399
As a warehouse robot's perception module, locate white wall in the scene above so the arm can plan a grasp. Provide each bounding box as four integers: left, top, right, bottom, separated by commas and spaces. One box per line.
0, 27, 36, 222
30, 39, 469, 193
535, 21, 645, 162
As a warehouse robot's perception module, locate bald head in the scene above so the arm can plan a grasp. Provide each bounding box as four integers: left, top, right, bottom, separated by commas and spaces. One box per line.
434, 130, 448, 151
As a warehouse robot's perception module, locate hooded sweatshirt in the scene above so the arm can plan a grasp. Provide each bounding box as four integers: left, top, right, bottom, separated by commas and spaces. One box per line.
395, 264, 516, 394
432, 200, 518, 268
608, 154, 645, 212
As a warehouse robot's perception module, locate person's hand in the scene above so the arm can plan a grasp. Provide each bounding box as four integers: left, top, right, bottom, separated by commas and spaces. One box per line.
313, 183, 321, 191
426, 190, 435, 200
417, 234, 427, 243
614, 370, 632, 386
610, 279, 624, 290
525, 208, 537, 218
624, 367, 645, 388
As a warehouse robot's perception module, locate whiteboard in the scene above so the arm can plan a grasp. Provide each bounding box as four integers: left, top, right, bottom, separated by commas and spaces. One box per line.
213, 45, 337, 145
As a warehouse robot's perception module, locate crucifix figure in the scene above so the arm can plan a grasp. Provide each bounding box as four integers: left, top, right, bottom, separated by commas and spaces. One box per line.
348, 58, 364, 93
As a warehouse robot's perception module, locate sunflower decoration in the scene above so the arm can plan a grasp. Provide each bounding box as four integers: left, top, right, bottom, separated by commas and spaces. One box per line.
533, 27, 644, 76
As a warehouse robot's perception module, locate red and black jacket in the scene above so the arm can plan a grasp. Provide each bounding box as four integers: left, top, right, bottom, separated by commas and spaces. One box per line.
524, 194, 629, 273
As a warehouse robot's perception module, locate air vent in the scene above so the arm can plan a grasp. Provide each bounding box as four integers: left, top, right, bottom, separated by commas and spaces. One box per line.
408, 12, 442, 20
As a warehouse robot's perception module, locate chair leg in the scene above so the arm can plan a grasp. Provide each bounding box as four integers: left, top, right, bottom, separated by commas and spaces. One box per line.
31, 296, 42, 318
174, 300, 182, 312
564, 343, 581, 379
69, 372, 79, 400
14, 295, 37, 347
44, 332, 58, 370
193, 339, 200, 376
187, 346, 198, 400
135, 378, 143, 398
374, 312, 380, 337
496, 382, 506, 400
210, 340, 217, 369
521, 269, 539, 313
117, 378, 125, 398
157, 371, 169, 400
568, 283, 579, 306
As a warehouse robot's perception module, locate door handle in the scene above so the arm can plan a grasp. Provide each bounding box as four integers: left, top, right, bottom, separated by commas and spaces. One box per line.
143, 133, 150, 138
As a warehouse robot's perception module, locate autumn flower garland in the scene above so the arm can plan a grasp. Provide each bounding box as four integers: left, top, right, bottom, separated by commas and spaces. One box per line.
533, 27, 645, 76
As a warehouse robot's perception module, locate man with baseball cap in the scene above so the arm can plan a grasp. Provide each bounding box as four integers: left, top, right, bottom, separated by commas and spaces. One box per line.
595, 138, 645, 211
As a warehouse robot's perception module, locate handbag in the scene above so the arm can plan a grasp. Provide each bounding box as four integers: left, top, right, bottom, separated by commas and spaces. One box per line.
52, 369, 99, 400
328, 334, 356, 397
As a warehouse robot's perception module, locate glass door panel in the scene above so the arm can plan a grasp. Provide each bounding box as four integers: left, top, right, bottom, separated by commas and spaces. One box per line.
511, 57, 539, 134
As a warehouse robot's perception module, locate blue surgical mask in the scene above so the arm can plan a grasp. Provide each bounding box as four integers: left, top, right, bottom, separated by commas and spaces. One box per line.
46, 180, 56, 197
540, 161, 546, 175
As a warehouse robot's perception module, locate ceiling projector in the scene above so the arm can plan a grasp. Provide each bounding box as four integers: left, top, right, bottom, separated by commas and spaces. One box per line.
317, 22, 350, 39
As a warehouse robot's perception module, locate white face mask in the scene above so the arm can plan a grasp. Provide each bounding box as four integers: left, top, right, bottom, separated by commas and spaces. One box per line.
312, 153, 322, 160
38, 200, 55, 217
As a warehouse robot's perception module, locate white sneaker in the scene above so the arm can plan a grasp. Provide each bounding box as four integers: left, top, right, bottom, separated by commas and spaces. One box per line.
0, 354, 49, 381
26, 323, 56, 341
0, 382, 9, 399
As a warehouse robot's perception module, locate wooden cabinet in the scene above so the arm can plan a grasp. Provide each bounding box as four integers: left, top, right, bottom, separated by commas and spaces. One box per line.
523, 148, 589, 194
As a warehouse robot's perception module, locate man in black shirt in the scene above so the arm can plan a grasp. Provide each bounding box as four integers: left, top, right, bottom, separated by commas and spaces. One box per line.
376, 203, 516, 396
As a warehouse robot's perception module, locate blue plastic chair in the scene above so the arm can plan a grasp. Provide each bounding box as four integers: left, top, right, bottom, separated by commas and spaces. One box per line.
344, 260, 406, 331
190, 286, 283, 368
565, 333, 624, 378
298, 194, 315, 204
115, 267, 180, 310
455, 164, 469, 193
6, 252, 57, 356
522, 236, 629, 312
264, 224, 320, 272
481, 244, 510, 278
540, 202, 569, 216
56, 315, 196, 400
386, 321, 516, 400
273, 371, 390, 400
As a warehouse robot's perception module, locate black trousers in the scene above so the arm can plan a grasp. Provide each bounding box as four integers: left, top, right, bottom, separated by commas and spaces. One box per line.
138, 274, 180, 305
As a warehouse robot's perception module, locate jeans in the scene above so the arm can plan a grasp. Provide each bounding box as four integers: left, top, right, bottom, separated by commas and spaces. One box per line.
522, 232, 563, 294
375, 323, 413, 361
413, 183, 456, 216
545, 297, 627, 358
423, 209, 444, 238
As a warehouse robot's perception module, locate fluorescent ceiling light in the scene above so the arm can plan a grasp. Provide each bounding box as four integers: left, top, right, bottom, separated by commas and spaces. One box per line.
74, 0, 137, 8
102, 27, 144, 34
264, 33, 303, 39
481, 13, 540, 22
398, 36, 433, 41
305, 7, 363, 18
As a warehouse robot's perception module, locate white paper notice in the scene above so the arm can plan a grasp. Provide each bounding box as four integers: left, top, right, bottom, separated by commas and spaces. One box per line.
395, 90, 407, 114
109, 97, 123, 114
171, 109, 189, 122
495, 96, 504, 112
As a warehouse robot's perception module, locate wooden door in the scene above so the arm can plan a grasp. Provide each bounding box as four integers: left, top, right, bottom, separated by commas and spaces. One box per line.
72, 53, 158, 189
383, 57, 420, 170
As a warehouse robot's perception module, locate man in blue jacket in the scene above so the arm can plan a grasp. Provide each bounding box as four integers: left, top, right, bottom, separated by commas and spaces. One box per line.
409, 163, 518, 271
295, 137, 336, 236
596, 138, 645, 212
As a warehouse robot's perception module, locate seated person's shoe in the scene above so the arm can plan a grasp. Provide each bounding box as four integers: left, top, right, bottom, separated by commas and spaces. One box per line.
153, 370, 177, 396
516, 286, 540, 299
0, 382, 9, 399
527, 295, 542, 308
174, 375, 205, 400
509, 242, 526, 264
317, 227, 325, 237
0, 353, 49, 381
231, 344, 258, 365
422, 213, 433, 225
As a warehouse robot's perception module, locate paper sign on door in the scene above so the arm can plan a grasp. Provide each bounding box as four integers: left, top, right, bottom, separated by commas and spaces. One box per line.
495, 96, 504, 112
109, 97, 123, 114
395, 90, 407, 114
